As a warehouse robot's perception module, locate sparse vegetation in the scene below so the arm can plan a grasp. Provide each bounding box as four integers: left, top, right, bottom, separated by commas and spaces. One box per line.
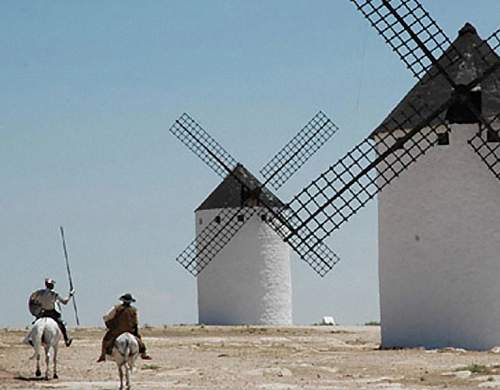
455, 364, 494, 375
364, 321, 380, 326
142, 364, 161, 370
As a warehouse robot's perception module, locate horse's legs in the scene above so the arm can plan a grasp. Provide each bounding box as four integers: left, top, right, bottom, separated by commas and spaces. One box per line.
34, 329, 42, 377
125, 363, 131, 390
118, 364, 124, 390
35, 352, 41, 377
53, 345, 58, 379
44, 345, 50, 379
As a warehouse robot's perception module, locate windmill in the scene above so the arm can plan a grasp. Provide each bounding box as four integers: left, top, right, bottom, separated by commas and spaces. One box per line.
269, 0, 500, 349
170, 111, 339, 324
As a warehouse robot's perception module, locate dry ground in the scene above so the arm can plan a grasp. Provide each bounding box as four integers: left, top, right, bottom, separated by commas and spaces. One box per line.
2, 325, 500, 389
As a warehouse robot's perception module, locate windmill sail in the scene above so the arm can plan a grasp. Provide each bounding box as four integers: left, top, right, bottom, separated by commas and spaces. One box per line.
170, 113, 239, 179
350, 1, 500, 180
466, 29, 500, 180
176, 207, 258, 276
469, 113, 500, 180
281, 0, 500, 255
260, 111, 339, 190
282, 100, 451, 244
350, 0, 461, 82
170, 112, 340, 276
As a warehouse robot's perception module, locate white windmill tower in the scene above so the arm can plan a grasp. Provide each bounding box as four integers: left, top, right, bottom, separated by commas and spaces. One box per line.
195, 165, 292, 325
273, 1, 500, 349
170, 112, 340, 325
370, 22, 500, 350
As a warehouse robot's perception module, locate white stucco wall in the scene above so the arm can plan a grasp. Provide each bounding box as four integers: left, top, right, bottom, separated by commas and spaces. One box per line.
195, 207, 292, 325
377, 124, 500, 349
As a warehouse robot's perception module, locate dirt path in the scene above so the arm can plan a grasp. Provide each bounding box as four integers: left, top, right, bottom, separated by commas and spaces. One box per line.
2, 326, 500, 389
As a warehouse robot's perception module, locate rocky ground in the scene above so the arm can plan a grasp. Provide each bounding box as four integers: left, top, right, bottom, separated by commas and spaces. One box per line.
2, 325, 500, 389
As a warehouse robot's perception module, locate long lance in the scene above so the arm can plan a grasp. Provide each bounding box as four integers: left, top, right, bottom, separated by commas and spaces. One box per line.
59, 226, 80, 326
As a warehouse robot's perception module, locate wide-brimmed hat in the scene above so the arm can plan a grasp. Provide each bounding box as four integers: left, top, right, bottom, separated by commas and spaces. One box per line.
119, 293, 136, 303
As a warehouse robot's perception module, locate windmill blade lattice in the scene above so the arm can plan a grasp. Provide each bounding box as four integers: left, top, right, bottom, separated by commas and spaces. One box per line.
175, 207, 257, 276
170, 112, 340, 277
464, 73, 500, 181
351, 1, 500, 179
284, 0, 500, 246
169, 113, 238, 179
466, 29, 500, 180
260, 111, 339, 190
266, 209, 340, 276
264, 0, 500, 276
284, 100, 452, 244
484, 29, 500, 59
469, 113, 500, 180
179, 204, 340, 277
350, 0, 461, 82
289, 57, 500, 241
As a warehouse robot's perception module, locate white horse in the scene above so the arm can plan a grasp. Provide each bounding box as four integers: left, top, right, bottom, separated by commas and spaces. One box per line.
107, 332, 140, 390
24, 317, 61, 379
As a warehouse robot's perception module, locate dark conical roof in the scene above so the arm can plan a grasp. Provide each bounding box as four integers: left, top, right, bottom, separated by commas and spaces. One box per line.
196, 164, 285, 211
373, 23, 500, 136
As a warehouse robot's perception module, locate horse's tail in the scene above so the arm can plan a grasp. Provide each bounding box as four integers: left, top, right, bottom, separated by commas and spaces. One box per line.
22, 326, 34, 346
124, 336, 133, 369
23, 324, 37, 360
42, 326, 52, 360
124, 337, 131, 358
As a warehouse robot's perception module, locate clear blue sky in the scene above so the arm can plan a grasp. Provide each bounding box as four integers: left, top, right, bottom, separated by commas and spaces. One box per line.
1, 1, 499, 327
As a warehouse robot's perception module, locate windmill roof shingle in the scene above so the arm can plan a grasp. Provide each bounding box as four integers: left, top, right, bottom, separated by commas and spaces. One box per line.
196, 164, 285, 211
373, 23, 500, 136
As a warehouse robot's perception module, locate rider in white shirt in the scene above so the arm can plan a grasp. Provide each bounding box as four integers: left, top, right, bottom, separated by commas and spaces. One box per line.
30, 278, 75, 346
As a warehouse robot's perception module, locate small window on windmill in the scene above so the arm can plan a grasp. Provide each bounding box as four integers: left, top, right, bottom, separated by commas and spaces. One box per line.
486, 128, 500, 143
445, 87, 482, 124
214, 216, 221, 224
198, 217, 203, 225
261, 214, 267, 222
237, 215, 245, 222
437, 132, 449, 146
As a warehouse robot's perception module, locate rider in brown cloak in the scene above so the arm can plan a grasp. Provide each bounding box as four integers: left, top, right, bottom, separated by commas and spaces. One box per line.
97, 293, 151, 362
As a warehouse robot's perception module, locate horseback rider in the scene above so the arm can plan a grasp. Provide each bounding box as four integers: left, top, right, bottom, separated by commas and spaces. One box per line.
97, 293, 152, 362
29, 278, 75, 347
